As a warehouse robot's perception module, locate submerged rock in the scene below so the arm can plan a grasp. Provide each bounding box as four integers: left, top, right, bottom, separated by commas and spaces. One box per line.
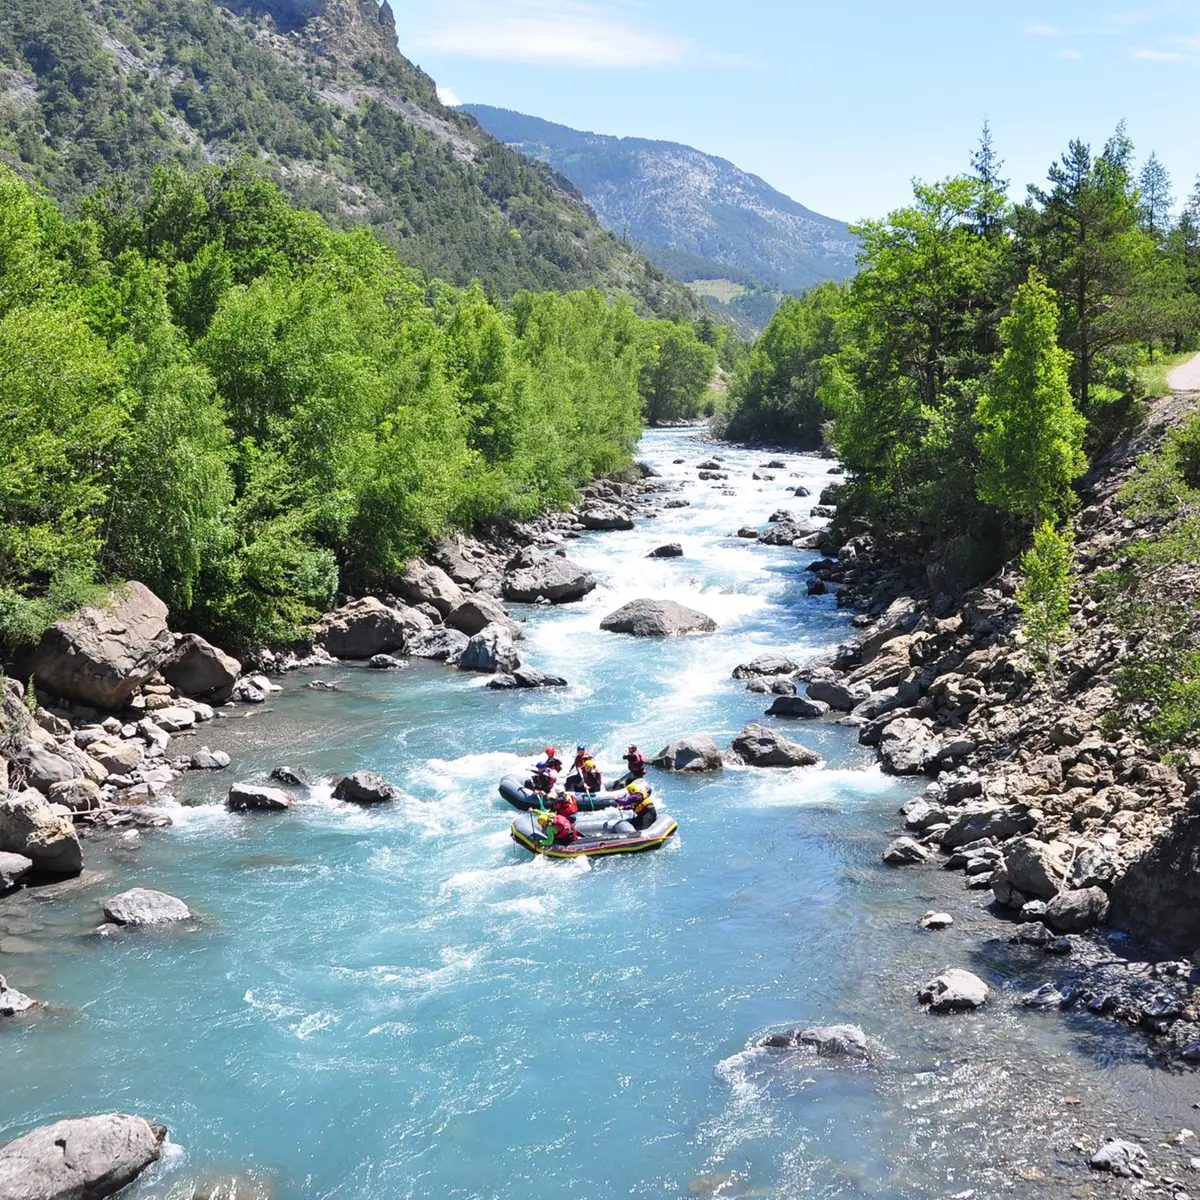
0, 1113, 167, 1200
918, 968, 989, 1012
103, 887, 192, 926
600, 599, 716, 637
332, 771, 399, 805
730, 724, 821, 768
651, 736, 724, 772
757, 1024, 870, 1060
486, 667, 567, 690
1089, 1138, 1148, 1178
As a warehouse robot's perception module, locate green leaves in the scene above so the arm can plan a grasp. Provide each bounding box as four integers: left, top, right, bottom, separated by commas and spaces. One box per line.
1016, 520, 1075, 691
975, 269, 1086, 526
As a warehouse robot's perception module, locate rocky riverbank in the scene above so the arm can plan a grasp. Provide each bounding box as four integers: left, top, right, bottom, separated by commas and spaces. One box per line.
727, 393, 1200, 1066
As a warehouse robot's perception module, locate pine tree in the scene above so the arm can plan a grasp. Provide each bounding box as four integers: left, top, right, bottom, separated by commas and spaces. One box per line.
1138, 151, 1174, 240
1017, 520, 1076, 693
976, 268, 1087, 526
971, 120, 1009, 237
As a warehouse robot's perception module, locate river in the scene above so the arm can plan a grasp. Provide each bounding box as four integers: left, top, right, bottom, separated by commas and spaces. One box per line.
1, 430, 1193, 1198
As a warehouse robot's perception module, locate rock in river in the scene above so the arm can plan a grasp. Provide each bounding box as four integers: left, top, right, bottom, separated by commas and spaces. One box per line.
406, 628, 469, 663
367, 654, 405, 670
458, 625, 521, 673
651, 736, 724, 772
0, 1113, 167, 1200
730, 724, 821, 768
395, 558, 465, 617
600, 599, 717, 637
579, 504, 634, 531
0, 790, 82, 876
647, 543, 683, 559
919, 911, 954, 930
1044, 886, 1110, 933
766, 695, 829, 720
191, 748, 231, 771
1089, 1139, 1148, 1178
332, 771, 399, 805
446, 596, 519, 638
0, 974, 39, 1017
502, 555, 596, 604
24, 581, 173, 709
103, 888, 192, 926
918, 968, 989, 1012
881, 837, 931, 866
0, 852, 34, 892
227, 783, 292, 812
732, 654, 798, 679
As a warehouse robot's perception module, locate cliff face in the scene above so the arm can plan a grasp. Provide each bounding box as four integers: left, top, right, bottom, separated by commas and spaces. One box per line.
226, 0, 398, 60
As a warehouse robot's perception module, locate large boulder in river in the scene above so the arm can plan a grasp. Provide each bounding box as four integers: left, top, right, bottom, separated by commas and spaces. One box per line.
333, 771, 399, 805
24, 582, 172, 709
600, 599, 716, 637
0, 790, 82, 876
502, 555, 596, 604
758, 521, 812, 547
766, 695, 829, 720
312, 598, 411, 659
651, 736, 724, 772
918, 968, 989, 1012
160, 634, 241, 700
395, 559, 465, 617
0, 1113, 167, 1200
103, 888, 192, 926
446, 596, 520, 639
730, 723, 821, 768
881, 837, 931, 866
1044, 886, 1110, 933
647, 543, 683, 559
458, 624, 521, 673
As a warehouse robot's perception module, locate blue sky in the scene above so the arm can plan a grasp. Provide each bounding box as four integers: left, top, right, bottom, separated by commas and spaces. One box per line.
396, 0, 1200, 224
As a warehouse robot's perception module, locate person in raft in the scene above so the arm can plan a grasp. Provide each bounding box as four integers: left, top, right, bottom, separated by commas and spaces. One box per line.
571, 745, 590, 776
619, 781, 657, 831
537, 809, 578, 847
614, 744, 646, 788
547, 790, 580, 823
531, 747, 561, 794
578, 755, 603, 794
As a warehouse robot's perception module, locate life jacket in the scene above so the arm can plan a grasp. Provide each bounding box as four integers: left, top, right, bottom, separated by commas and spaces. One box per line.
626, 782, 654, 815
550, 813, 577, 844
532, 767, 558, 793
551, 794, 579, 818
573, 752, 589, 773
581, 762, 602, 792
624, 750, 646, 776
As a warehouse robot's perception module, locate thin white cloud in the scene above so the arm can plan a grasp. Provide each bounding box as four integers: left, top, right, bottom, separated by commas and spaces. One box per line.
1057, 48, 1085, 59
437, 85, 463, 106
1024, 22, 1062, 36
413, 0, 687, 68
1132, 45, 1191, 60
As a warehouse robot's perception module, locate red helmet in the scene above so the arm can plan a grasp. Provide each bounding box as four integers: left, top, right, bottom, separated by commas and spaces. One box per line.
545, 747, 557, 756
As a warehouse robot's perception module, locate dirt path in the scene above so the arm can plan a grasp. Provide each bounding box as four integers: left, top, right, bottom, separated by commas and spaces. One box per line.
1168, 351, 1200, 391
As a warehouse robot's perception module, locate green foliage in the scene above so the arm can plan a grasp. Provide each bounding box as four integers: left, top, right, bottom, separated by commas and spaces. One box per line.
976, 269, 1087, 525
637, 320, 717, 425
1016, 520, 1075, 689
724, 283, 843, 447
0, 164, 649, 652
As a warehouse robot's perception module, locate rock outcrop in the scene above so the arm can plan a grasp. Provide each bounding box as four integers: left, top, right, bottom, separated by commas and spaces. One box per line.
311, 597, 411, 659
161, 634, 241, 700
0, 1114, 166, 1200
227, 783, 293, 812
600, 599, 716, 637
0, 790, 83, 876
25, 583, 173, 708
103, 888, 192, 926
458, 625, 521, 673
395, 559, 465, 617
332, 770, 398, 804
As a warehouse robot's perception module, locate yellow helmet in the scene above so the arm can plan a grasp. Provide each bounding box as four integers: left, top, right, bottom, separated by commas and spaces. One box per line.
627, 782, 646, 796
537, 812, 551, 826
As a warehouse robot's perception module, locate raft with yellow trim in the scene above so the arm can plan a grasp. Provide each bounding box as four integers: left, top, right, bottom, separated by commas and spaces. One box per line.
510, 811, 678, 858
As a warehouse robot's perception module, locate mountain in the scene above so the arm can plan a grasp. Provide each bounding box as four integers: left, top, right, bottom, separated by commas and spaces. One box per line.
0, 0, 698, 316
462, 105, 860, 298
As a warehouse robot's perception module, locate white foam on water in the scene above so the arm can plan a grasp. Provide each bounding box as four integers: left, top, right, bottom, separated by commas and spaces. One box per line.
736, 763, 899, 809
244, 988, 299, 1021
293, 1010, 339, 1040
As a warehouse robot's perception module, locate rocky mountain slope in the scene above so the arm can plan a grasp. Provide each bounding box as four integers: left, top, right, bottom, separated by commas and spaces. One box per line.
464, 105, 859, 297
0, 0, 698, 314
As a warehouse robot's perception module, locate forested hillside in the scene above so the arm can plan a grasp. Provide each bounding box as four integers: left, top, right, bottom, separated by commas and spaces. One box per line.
464, 104, 858, 302
0, 0, 698, 315
0, 162, 708, 656
721, 125, 1200, 743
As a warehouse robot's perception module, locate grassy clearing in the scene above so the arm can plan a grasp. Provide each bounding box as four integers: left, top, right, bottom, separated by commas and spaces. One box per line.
689, 278, 747, 304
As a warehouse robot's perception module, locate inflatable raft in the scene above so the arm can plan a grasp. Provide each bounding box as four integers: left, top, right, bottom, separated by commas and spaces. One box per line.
498, 774, 626, 813
510, 811, 678, 859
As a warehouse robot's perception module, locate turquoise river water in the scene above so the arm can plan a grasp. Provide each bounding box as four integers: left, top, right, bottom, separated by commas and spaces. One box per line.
2, 431, 1195, 1199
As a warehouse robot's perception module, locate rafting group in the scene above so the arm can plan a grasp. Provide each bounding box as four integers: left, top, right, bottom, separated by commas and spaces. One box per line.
499, 744, 678, 860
